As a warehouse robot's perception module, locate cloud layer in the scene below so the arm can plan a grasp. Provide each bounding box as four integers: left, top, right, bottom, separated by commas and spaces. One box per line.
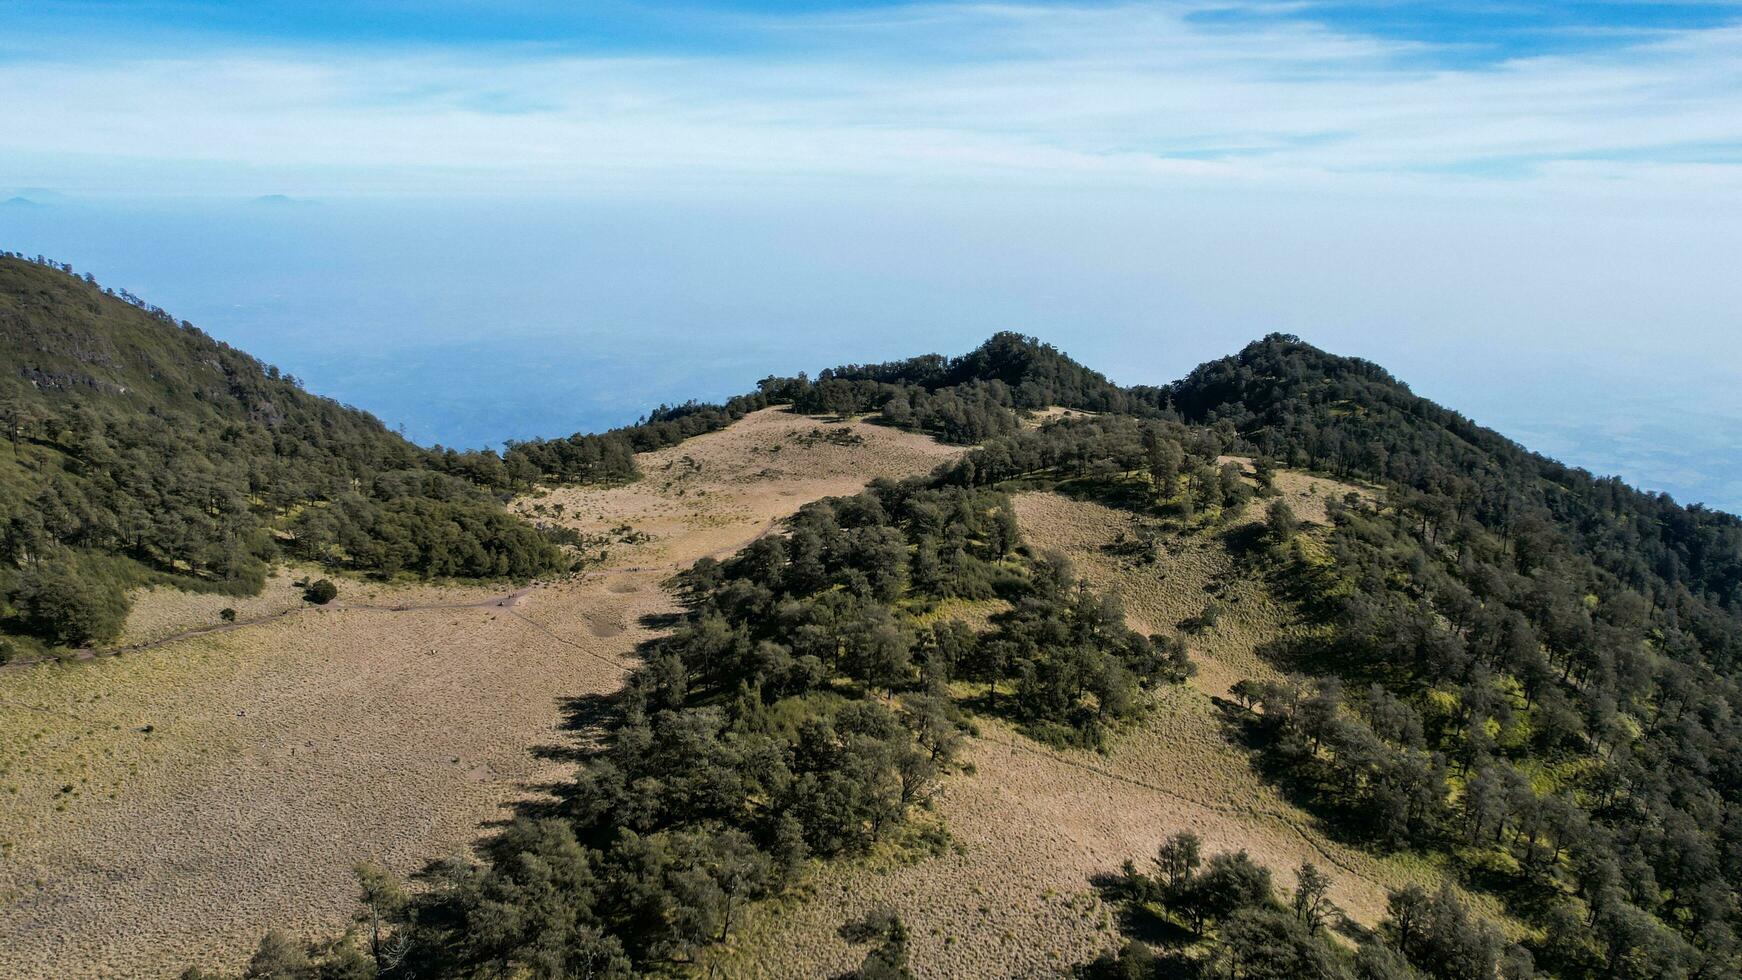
4, 2, 1741, 198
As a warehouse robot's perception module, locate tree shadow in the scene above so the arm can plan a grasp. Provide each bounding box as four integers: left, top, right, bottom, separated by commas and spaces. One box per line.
488, 606, 686, 834
1209, 696, 1393, 852
1217, 522, 1268, 563
638, 611, 683, 631
1053, 475, 1160, 515
1463, 853, 1564, 927
1333, 914, 1378, 946
1088, 872, 1198, 948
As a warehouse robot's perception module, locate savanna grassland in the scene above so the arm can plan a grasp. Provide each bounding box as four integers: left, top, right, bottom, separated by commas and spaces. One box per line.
0, 408, 959, 979
8, 312, 1742, 980
716, 470, 1444, 979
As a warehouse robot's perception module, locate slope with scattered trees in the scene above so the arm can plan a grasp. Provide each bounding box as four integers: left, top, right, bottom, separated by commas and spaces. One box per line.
10, 273, 1738, 978
0, 253, 565, 656
193, 476, 1192, 977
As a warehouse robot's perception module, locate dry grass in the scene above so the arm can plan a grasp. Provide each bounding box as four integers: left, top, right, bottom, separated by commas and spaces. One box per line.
1014, 490, 1288, 698
113, 563, 522, 651
1264, 466, 1376, 528
516, 409, 960, 572
117, 569, 309, 646
0, 408, 960, 980
1024, 406, 1100, 428
717, 701, 1436, 979
724, 483, 1437, 978
1, 413, 1410, 979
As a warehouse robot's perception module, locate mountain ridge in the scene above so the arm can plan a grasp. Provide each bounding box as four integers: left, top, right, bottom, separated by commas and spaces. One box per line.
6, 251, 1742, 978
5, 251, 1735, 661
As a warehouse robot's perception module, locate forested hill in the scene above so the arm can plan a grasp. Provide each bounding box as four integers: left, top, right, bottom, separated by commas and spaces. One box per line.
1167, 334, 1742, 622
207, 327, 1742, 977
748, 331, 1164, 445
495, 332, 1154, 484
772, 328, 1741, 608
0, 253, 565, 656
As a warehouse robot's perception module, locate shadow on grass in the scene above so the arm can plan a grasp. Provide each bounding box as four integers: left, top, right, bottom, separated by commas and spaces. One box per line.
637, 611, 683, 631
502, 618, 685, 830
955, 685, 1108, 752
1052, 475, 1163, 515
1217, 521, 1269, 563
1088, 872, 1200, 949
1463, 851, 1564, 927
1209, 696, 1410, 854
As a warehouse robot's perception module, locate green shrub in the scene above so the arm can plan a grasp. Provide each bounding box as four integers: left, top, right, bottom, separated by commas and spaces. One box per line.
6, 557, 129, 646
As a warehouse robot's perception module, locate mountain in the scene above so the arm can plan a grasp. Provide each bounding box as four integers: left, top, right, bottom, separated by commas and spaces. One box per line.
7, 256, 1742, 979
301, 331, 1737, 980
0, 254, 564, 654
1166, 334, 1742, 646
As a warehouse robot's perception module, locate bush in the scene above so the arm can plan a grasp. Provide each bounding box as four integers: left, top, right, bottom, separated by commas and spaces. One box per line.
1265, 500, 1299, 543
219, 607, 237, 623
303, 579, 338, 605
7, 557, 130, 646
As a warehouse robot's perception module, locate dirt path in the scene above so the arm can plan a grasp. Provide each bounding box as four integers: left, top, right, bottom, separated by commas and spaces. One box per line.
0, 588, 538, 673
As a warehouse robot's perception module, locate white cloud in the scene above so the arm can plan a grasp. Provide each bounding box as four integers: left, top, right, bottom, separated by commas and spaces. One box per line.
1, 2, 1739, 197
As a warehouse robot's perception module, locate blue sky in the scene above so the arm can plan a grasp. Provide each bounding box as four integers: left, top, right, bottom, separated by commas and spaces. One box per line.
5, 1, 1742, 196
8, 2, 1740, 50
3, 2, 1741, 510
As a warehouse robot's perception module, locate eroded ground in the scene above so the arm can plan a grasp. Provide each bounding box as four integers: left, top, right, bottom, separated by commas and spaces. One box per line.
0, 408, 959, 979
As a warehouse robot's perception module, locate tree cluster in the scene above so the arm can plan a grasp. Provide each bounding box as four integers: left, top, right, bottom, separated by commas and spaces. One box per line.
204, 479, 1191, 976
0, 255, 569, 650
1086, 834, 1528, 980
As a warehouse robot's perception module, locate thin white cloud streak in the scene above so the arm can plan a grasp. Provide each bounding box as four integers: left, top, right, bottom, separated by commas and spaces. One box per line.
2, 2, 1740, 197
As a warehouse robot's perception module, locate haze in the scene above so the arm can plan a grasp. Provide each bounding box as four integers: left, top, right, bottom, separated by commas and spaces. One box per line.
3, 1, 1740, 510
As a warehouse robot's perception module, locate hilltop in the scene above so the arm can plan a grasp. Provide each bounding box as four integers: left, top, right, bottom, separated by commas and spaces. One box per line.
3, 261, 1741, 980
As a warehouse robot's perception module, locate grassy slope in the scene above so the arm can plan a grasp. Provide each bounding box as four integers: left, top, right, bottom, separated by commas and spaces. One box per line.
723, 467, 1478, 977
0, 256, 547, 656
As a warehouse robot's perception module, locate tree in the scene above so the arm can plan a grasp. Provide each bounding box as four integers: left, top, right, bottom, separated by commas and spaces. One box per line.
1154, 832, 1202, 895
703, 829, 776, 942
1265, 500, 1300, 544
1384, 884, 1430, 958
905, 692, 961, 763
242, 929, 312, 980
1217, 906, 1342, 980
304, 579, 338, 604
1192, 851, 1273, 927
1082, 940, 1163, 980
352, 861, 406, 974
1353, 943, 1423, 980
1290, 862, 1335, 933
8, 556, 129, 646
1145, 431, 1183, 496
1386, 883, 1503, 980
